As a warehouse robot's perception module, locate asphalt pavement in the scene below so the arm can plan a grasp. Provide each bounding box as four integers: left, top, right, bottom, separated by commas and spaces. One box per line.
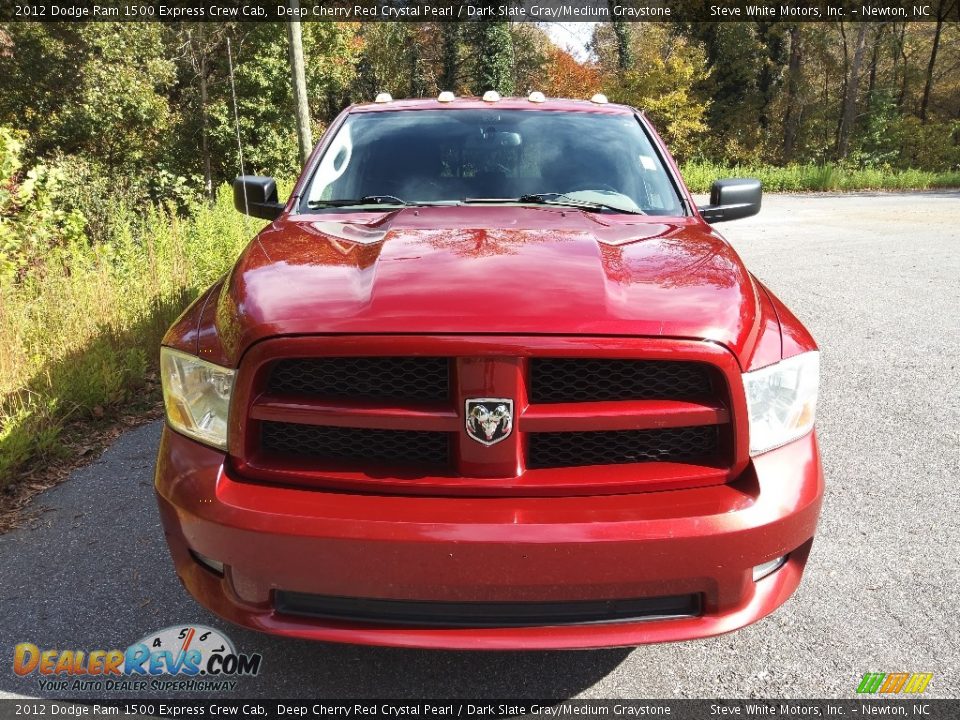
1, 191, 958, 699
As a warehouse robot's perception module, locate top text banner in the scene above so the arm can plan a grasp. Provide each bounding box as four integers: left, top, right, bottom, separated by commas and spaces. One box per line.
3, 0, 958, 23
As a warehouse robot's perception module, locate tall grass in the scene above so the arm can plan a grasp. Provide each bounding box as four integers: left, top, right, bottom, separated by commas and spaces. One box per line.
681, 161, 960, 193
0, 188, 251, 485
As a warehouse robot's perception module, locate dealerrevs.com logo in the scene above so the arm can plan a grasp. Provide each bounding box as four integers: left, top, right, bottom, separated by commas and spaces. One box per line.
13, 625, 263, 693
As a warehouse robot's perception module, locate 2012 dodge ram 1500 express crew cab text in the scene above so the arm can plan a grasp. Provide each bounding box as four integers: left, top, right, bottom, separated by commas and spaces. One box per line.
155, 93, 823, 650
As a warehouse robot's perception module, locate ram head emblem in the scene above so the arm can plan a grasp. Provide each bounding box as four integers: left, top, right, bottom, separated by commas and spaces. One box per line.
465, 399, 514, 446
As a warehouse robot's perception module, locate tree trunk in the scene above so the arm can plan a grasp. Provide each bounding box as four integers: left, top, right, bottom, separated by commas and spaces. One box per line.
408, 27, 427, 98
866, 25, 883, 106
895, 23, 909, 108
837, 23, 868, 159
286, 2, 312, 167
782, 25, 803, 162
199, 56, 213, 202
607, 1, 632, 72
440, 23, 459, 92
919, 0, 951, 122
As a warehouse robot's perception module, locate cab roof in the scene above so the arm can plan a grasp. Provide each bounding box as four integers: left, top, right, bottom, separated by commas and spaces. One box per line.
348, 96, 638, 115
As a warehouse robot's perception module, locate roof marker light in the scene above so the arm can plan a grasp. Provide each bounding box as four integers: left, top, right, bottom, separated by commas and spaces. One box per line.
437, 91, 456, 103
528, 91, 546, 103
374, 92, 393, 104
590, 93, 609, 104
482, 90, 501, 103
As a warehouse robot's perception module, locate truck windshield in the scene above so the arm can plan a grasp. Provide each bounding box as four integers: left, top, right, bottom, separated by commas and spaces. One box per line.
304, 109, 685, 216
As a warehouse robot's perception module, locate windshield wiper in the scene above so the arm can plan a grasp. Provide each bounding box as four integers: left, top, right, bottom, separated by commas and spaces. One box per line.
461, 194, 643, 214
308, 196, 468, 210
308, 194, 412, 208
516, 193, 644, 215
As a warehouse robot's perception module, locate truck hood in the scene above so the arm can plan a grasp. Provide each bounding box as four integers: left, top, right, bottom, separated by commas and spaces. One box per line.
216, 206, 766, 364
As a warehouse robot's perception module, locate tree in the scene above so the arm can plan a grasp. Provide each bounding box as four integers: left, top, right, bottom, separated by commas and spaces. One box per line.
176, 23, 230, 200
543, 48, 601, 100
782, 25, 804, 161
507, 24, 550, 95
439, 23, 460, 92
205, 23, 358, 178
919, 0, 957, 121
0, 24, 177, 173
606, 2, 633, 72
353, 23, 421, 100
837, 22, 869, 159
408, 25, 429, 97
604, 25, 710, 159
469, 21, 515, 95
286, 1, 313, 166
676, 22, 772, 160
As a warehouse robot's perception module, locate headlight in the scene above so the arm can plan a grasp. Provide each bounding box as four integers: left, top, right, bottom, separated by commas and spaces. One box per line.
160, 347, 235, 450
743, 351, 819, 456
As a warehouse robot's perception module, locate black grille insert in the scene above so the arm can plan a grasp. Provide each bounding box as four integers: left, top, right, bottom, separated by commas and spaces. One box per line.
530, 358, 713, 404
274, 592, 701, 628
268, 357, 449, 402
261, 422, 450, 469
528, 426, 719, 469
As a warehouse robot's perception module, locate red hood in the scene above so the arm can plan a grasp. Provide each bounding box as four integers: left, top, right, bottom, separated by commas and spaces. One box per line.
214, 206, 766, 365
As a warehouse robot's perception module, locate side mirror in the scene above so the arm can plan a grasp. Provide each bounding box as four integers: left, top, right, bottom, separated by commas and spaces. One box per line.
698, 178, 761, 223
233, 176, 284, 220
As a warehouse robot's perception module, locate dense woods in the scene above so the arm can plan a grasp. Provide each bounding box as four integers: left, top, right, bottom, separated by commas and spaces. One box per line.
1, 20, 958, 210
0, 19, 958, 487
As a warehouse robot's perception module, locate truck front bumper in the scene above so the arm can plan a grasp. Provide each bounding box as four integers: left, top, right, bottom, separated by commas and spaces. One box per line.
155, 426, 823, 650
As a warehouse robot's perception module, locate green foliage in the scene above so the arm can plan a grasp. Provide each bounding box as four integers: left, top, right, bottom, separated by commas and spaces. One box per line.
0, 24, 177, 173
681, 161, 960, 193
207, 23, 358, 176
0, 184, 252, 485
607, 12, 632, 71
604, 25, 710, 160
469, 22, 515, 95
0, 129, 87, 280
353, 24, 424, 100
897, 118, 960, 171
439, 23, 461, 91
508, 24, 550, 95
1, 22, 361, 191
593, 21, 960, 171
693, 24, 776, 159
850, 90, 904, 168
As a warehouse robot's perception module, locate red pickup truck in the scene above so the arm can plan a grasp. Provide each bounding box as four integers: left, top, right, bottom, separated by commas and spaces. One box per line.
156, 94, 823, 649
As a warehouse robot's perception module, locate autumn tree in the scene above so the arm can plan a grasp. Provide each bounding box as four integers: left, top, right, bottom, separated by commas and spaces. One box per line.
543, 48, 601, 100
595, 23, 711, 160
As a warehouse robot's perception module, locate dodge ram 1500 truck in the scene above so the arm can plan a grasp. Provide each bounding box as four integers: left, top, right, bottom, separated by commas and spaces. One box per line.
156, 92, 823, 649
